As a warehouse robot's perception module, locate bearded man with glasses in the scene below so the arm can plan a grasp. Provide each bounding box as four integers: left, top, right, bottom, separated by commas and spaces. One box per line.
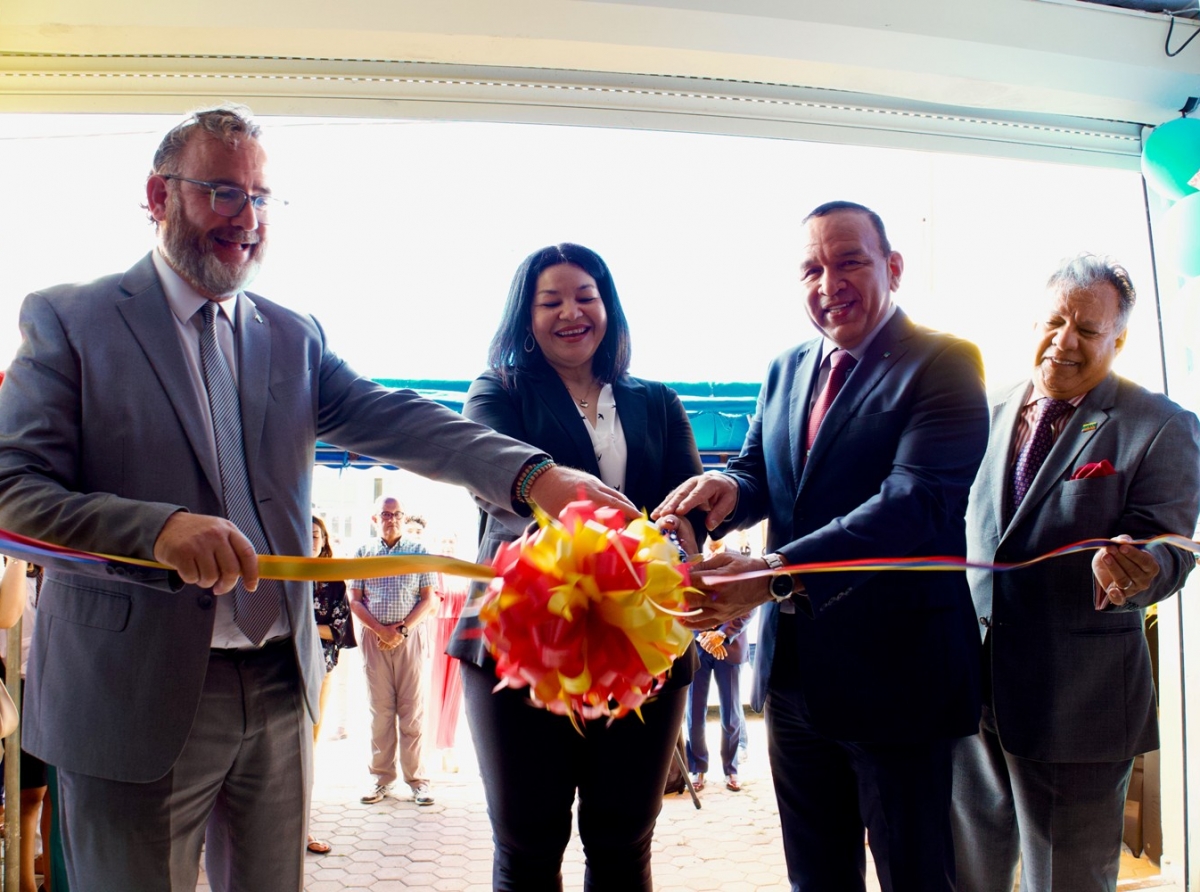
0, 105, 636, 892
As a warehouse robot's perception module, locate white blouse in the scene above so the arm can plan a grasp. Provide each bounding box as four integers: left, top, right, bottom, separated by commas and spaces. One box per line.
581, 383, 628, 492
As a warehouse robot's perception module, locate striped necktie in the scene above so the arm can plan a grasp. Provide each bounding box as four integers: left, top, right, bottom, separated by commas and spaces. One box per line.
199, 301, 280, 645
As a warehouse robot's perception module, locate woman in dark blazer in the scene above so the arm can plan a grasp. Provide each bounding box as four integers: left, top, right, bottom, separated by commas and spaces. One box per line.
448, 243, 703, 892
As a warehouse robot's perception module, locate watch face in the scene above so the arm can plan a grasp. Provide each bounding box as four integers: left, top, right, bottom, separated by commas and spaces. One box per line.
770, 574, 793, 600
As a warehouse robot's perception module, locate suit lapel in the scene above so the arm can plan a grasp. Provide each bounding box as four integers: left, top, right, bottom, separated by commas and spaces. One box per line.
613, 377, 646, 498
236, 295, 271, 471
1007, 376, 1115, 531
788, 342, 821, 487
986, 383, 1030, 539
114, 254, 223, 499
531, 365, 601, 477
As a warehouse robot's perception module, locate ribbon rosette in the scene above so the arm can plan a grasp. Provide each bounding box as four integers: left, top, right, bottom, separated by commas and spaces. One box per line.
478, 499, 694, 724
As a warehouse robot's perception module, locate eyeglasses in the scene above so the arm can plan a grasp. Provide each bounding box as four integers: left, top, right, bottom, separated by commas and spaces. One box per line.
161, 175, 287, 221
378, 511, 404, 521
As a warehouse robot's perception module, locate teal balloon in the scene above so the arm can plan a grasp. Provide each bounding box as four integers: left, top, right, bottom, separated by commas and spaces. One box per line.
1142, 117, 1200, 201
1160, 192, 1200, 278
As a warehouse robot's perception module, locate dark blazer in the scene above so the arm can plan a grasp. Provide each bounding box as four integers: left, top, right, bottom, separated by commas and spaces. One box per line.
0, 254, 542, 783
717, 309, 990, 743
447, 359, 703, 686
967, 374, 1200, 762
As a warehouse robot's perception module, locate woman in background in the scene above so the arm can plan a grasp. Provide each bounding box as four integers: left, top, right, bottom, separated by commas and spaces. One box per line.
448, 243, 704, 891
307, 515, 357, 855
430, 534, 468, 774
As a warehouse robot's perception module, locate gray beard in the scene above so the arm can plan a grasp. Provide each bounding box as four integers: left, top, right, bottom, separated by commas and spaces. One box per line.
161, 203, 264, 298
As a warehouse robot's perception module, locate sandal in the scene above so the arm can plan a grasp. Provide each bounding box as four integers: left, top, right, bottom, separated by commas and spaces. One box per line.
725, 775, 742, 792
691, 772, 706, 792
306, 836, 332, 855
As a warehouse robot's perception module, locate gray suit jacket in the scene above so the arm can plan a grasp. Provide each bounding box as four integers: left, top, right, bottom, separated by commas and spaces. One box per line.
967, 374, 1200, 763
0, 253, 542, 783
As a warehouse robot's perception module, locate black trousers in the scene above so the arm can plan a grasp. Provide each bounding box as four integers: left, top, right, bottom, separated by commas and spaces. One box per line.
462, 662, 687, 892
766, 616, 957, 892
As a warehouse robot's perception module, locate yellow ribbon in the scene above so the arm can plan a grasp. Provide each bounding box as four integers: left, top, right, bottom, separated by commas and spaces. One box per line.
96, 552, 496, 583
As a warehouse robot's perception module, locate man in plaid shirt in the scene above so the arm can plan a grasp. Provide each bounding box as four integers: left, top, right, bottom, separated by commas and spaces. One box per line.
350, 495, 438, 806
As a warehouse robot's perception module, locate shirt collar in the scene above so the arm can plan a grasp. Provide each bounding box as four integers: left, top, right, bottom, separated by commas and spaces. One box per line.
819, 301, 898, 364
152, 248, 238, 327
1026, 380, 1089, 408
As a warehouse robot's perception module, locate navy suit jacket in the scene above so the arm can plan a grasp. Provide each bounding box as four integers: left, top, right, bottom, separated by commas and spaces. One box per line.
967, 375, 1200, 762
0, 254, 543, 783
717, 309, 989, 743
447, 360, 702, 687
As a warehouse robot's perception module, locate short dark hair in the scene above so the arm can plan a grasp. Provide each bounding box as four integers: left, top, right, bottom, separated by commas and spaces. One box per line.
487, 243, 632, 387
802, 201, 892, 255
1046, 253, 1136, 329
150, 105, 261, 177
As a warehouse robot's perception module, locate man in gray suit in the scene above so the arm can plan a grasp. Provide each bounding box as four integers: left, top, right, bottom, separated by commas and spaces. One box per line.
952, 254, 1200, 891
0, 106, 634, 892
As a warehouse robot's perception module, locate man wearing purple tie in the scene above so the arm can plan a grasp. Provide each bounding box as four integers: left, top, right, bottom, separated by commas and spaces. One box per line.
656, 201, 990, 891
951, 254, 1200, 892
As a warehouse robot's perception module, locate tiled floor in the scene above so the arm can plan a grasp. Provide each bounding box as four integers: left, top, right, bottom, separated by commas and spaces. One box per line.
188, 649, 1166, 891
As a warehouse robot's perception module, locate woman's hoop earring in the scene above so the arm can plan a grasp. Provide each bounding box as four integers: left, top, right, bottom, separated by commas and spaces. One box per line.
523, 333, 536, 353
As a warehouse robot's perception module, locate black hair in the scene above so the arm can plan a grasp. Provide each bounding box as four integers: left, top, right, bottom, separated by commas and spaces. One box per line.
487, 243, 632, 388
802, 201, 892, 255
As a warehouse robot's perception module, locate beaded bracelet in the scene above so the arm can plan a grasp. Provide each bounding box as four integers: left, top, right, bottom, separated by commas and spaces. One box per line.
516, 458, 556, 505
512, 459, 541, 503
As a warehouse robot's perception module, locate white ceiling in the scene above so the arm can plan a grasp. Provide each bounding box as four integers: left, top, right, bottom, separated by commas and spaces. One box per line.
2, 0, 1198, 136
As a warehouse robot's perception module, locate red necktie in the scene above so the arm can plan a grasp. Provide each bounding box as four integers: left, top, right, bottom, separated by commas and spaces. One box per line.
806, 349, 857, 451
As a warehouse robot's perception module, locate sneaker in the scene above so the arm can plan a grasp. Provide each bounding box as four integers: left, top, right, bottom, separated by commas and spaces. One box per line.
412, 783, 434, 806
360, 783, 392, 804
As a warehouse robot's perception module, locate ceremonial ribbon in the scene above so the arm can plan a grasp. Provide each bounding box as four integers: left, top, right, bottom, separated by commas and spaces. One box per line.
698, 533, 1200, 586
0, 527, 494, 582
0, 528, 1195, 585
2, 521, 1195, 727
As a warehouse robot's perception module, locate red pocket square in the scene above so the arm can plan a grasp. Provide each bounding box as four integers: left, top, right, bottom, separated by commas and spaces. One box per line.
1071, 459, 1116, 480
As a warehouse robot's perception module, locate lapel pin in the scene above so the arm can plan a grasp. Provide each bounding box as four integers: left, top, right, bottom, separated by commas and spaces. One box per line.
882, 351, 891, 358
255, 313, 263, 324
1081, 421, 1097, 432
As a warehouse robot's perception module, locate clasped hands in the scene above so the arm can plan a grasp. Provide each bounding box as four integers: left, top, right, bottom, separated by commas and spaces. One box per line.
697, 629, 729, 660
374, 623, 408, 650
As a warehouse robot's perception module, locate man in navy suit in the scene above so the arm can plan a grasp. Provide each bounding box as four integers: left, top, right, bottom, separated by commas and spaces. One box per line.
951, 255, 1200, 891
656, 201, 989, 891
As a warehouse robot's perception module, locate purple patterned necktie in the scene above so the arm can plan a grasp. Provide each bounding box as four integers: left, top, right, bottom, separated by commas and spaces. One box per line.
199, 301, 281, 645
806, 349, 857, 451
1009, 397, 1073, 516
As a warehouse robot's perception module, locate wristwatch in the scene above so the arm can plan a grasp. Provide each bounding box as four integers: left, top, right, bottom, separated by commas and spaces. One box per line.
398, 624, 410, 639
763, 553, 796, 602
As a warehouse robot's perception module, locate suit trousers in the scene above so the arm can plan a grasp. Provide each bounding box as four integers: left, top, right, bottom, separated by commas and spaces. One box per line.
57, 639, 311, 892
362, 624, 428, 788
462, 661, 687, 892
950, 705, 1134, 892
766, 617, 956, 892
685, 646, 745, 778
